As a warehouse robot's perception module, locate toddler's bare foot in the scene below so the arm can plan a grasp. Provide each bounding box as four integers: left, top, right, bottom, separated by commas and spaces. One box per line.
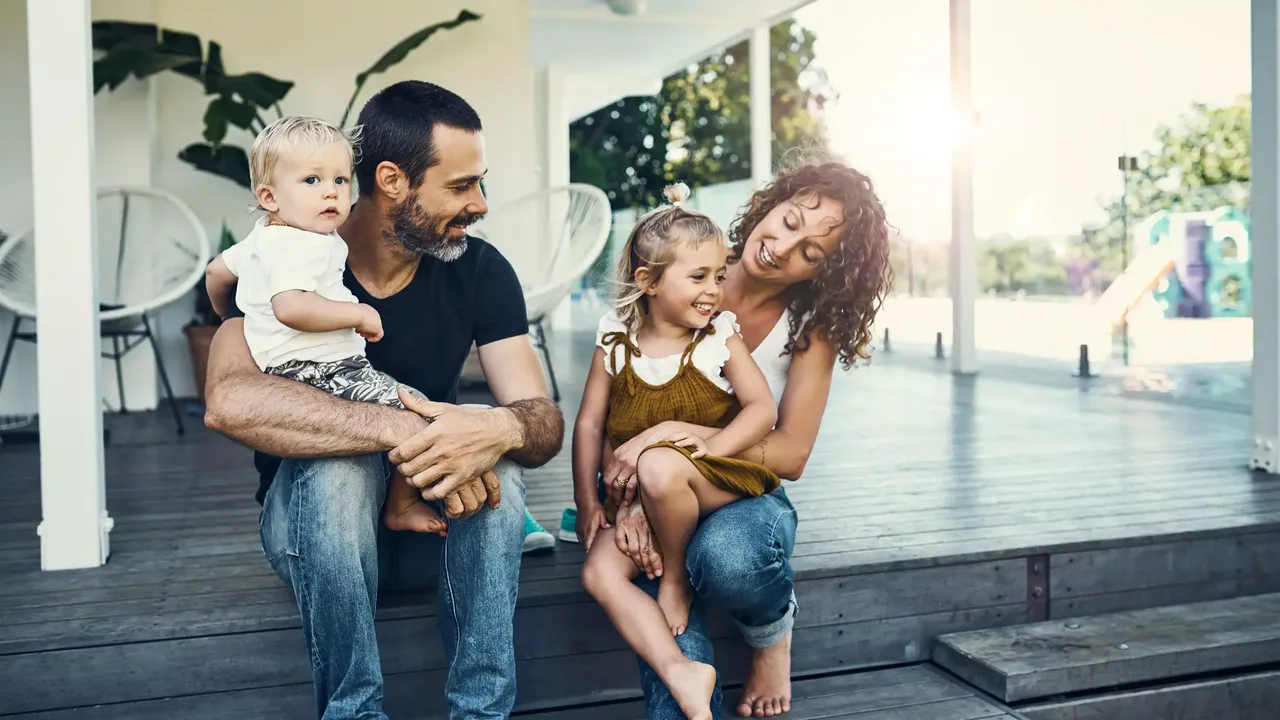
666, 659, 716, 720
736, 631, 792, 717
384, 500, 447, 535
658, 576, 695, 636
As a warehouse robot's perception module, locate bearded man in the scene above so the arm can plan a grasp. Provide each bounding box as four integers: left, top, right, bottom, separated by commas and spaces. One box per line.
203, 80, 564, 720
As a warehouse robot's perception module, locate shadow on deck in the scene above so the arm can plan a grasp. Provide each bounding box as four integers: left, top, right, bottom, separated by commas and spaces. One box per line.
1, 328, 1279, 718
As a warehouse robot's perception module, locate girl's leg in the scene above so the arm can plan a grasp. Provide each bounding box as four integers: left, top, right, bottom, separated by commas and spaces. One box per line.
635, 447, 740, 636
383, 469, 447, 535
582, 527, 717, 720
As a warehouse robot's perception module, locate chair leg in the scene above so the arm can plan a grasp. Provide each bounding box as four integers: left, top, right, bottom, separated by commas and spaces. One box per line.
112, 335, 128, 413
141, 315, 185, 436
0, 317, 20, 400
533, 320, 560, 403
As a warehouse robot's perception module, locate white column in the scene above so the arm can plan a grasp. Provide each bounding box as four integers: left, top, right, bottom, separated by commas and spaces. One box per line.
542, 65, 574, 331
949, 0, 978, 375
750, 23, 772, 188
1251, 0, 1280, 473
27, 0, 111, 569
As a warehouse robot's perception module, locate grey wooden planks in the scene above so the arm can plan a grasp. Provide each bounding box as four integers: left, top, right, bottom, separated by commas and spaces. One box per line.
5, 664, 1019, 720
1018, 668, 1280, 720
933, 592, 1280, 702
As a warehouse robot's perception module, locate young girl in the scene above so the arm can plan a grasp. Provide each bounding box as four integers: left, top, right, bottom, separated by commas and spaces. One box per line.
574, 184, 781, 719
204, 115, 444, 536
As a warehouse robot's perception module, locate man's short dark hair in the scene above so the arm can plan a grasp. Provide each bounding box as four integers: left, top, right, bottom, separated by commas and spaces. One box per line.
354, 80, 483, 197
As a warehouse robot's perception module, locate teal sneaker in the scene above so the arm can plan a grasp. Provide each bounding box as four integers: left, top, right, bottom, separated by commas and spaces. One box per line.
522, 510, 555, 554
558, 507, 580, 543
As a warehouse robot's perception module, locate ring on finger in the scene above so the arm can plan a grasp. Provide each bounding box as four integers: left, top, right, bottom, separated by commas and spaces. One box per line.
614, 475, 629, 488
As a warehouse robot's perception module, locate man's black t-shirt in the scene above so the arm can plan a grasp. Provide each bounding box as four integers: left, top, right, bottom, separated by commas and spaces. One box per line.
248, 236, 528, 504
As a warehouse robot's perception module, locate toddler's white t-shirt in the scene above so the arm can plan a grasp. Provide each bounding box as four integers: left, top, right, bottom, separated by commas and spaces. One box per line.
220, 217, 365, 371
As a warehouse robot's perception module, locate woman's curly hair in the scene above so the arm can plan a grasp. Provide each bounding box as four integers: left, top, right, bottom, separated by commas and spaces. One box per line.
727, 160, 893, 370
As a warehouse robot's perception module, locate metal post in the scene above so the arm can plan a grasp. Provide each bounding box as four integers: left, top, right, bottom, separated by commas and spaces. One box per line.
1251, 0, 1280, 473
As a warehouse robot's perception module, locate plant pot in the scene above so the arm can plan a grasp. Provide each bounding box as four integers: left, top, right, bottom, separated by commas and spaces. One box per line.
183, 323, 219, 402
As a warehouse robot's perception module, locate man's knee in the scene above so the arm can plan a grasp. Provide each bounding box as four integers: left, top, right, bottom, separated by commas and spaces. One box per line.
289, 454, 388, 553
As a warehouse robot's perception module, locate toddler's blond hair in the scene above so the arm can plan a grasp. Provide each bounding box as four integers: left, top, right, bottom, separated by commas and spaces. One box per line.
249, 116, 357, 191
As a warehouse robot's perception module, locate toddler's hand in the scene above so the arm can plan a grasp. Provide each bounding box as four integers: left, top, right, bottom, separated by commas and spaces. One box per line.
356, 304, 384, 342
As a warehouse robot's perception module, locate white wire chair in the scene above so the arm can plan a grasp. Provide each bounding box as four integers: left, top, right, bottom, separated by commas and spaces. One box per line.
472, 183, 611, 401
0, 186, 210, 434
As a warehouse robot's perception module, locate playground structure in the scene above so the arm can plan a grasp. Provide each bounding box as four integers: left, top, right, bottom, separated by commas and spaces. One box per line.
1097, 206, 1252, 329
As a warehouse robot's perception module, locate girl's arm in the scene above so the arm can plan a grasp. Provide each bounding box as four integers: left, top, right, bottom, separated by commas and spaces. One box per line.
704, 333, 778, 458
572, 348, 613, 512
651, 333, 837, 480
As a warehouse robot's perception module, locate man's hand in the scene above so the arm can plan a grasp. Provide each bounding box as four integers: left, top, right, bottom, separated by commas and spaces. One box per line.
435, 470, 502, 520
615, 501, 663, 580
390, 388, 520, 504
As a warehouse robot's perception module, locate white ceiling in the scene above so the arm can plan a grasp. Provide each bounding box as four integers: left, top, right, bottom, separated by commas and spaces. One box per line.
530, 0, 817, 119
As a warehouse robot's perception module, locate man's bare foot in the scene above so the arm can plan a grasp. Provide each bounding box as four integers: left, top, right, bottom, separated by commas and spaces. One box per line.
657, 577, 695, 635
384, 500, 447, 535
666, 659, 716, 720
737, 631, 792, 717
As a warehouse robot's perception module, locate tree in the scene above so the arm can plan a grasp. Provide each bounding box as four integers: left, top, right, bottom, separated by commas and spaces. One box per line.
570, 19, 834, 212
1070, 96, 1251, 289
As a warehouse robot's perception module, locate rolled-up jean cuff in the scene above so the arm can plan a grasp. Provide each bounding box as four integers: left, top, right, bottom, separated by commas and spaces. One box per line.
738, 591, 797, 649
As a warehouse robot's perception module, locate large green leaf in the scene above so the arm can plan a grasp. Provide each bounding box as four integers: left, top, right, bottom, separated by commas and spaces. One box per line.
203, 41, 226, 93
202, 96, 260, 145
338, 10, 481, 127
92, 21, 160, 52
178, 143, 252, 189
209, 72, 294, 110
94, 46, 195, 92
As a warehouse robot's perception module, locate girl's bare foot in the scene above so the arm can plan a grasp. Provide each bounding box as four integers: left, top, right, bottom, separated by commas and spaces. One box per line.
736, 631, 792, 717
665, 659, 716, 720
384, 500, 447, 535
657, 576, 695, 635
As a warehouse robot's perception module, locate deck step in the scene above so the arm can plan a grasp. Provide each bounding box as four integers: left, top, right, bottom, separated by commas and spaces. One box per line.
1017, 667, 1280, 720
8, 665, 1022, 719
932, 592, 1280, 703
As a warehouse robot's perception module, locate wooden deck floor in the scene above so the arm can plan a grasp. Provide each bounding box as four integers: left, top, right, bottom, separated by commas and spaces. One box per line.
2, 327, 1279, 716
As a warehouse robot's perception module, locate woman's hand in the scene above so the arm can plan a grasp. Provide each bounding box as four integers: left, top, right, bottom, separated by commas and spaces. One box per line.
614, 501, 664, 580
602, 448, 639, 506
575, 501, 611, 550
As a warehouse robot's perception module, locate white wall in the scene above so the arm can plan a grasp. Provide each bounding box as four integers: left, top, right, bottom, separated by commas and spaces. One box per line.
0, 0, 538, 413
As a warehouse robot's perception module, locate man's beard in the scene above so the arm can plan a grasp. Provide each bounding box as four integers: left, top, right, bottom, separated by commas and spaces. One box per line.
389, 195, 483, 262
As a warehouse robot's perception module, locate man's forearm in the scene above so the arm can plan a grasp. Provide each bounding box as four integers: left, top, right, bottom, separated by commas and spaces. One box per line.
203, 320, 426, 457
499, 397, 564, 468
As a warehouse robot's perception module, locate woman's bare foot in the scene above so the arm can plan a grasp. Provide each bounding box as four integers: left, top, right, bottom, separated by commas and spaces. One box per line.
657, 576, 695, 635
736, 631, 792, 717
665, 659, 717, 720
384, 500, 447, 535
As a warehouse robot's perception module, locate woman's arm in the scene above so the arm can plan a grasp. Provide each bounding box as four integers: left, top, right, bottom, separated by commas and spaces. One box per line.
704, 333, 778, 458
572, 348, 613, 511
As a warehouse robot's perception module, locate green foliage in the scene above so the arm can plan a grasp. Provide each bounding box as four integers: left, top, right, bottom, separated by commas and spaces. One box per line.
90, 13, 481, 189
570, 19, 833, 212
340, 10, 481, 128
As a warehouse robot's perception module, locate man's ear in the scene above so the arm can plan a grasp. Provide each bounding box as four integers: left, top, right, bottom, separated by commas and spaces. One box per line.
255, 185, 279, 213
375, 161, 408, 201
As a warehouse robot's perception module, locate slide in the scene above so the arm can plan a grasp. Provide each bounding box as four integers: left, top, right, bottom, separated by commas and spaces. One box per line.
1094, 240, 1176, 329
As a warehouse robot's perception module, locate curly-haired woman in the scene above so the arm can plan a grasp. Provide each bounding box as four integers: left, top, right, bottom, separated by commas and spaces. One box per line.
591, 159, 893, 718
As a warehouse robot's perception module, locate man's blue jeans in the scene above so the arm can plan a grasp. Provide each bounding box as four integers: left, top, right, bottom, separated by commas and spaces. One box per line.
637, 488, 798, 720
259, 452, 526, 720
